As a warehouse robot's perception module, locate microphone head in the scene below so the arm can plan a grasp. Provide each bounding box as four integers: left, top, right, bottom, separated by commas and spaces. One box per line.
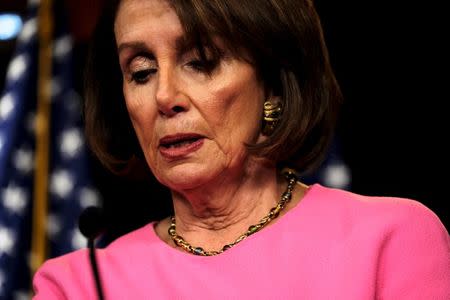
78, 206, 105, 239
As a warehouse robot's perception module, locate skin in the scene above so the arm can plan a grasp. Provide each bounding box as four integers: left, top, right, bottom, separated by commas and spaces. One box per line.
115, 0, 307, 251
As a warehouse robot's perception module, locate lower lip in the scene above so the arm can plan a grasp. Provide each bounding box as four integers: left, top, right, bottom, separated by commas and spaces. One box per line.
159, 138, 204, 159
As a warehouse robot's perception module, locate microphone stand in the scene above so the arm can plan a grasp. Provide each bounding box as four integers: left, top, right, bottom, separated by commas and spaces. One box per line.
88, 238, 105, 300
79, 206, 106, 300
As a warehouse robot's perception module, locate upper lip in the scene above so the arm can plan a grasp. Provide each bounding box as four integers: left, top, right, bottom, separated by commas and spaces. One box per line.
159, 133, 204, 146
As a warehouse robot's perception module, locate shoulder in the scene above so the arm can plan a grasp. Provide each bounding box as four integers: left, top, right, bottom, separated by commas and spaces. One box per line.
33, 223, 157, 299
308, 184, 450, 298
32, 249, 94, 299
309, 184, 449, 236
304, 184, 450, 255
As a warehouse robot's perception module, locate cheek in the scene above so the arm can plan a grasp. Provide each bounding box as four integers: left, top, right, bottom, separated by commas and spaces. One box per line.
123, 85, 149, 113
206, 75, 264, 148
123, 86, 158, 150
217, 73, 264, 126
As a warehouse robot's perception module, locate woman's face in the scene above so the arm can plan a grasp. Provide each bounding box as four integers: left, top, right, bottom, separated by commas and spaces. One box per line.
115, 0, 266, 190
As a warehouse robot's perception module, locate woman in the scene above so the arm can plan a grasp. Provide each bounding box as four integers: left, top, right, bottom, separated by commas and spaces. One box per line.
33, 0, 450, 299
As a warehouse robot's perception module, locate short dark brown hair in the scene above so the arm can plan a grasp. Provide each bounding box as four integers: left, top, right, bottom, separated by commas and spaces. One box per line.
84, 0, 342, 176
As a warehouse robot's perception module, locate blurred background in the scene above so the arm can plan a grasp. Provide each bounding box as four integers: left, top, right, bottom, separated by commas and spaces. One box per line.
0, 0, 448, 298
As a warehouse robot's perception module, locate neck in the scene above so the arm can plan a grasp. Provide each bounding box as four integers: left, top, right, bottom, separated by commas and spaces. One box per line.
167, 160, 284, 250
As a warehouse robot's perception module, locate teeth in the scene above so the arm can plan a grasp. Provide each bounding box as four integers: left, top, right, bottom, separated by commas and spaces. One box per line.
163, 138, 198, 148
169, 140, 193, 148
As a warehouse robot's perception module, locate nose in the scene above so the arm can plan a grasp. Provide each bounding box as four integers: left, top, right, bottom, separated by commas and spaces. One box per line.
155, 66, 189, 117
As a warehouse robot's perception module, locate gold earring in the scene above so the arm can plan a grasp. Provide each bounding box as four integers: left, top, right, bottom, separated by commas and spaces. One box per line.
262, 100, 282, 135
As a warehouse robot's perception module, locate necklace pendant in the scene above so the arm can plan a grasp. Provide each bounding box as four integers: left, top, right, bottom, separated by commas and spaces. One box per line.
248, 225, 259, 235
222, 244, 232, 251
193, 247, 204, 255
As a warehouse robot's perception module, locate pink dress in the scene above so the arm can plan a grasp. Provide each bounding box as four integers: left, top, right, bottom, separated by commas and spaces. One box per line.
33, 184, 450, 299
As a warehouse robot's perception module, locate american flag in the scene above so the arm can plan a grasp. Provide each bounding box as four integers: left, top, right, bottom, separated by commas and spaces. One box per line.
0, 1, 100, 298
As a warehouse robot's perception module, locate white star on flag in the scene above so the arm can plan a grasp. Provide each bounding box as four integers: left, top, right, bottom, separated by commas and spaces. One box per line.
71, 229, 86, 250
79, 187, 101, 208
1, 184, 27, 215
0, 93, 15, 121
323, 163, 351, 189
46, 214, 62, 239
13, 147, 34, 174
0, 227, 15, 255
54, 35, 73, 61
50, 169, 75, 198
18, 18, 37, 42
6, 54, 27, 82
60, 128, 83, 159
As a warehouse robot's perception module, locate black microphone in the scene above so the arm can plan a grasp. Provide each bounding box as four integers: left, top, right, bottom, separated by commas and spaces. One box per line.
78, 206, 106, 300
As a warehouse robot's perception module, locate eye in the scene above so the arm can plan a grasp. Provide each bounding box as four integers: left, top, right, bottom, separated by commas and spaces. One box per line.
186, 58, 218, 73
127, 56, 156, 84
131, 68, 156, 83
187, 59, 208, 71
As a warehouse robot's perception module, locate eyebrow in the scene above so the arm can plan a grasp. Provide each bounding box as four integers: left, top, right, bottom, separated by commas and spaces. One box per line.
117, 41, 149, 55
117, 37, 195, 56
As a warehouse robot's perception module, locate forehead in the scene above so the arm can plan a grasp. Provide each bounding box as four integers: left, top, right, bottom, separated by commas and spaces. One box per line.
117, 0, 172, 17
114, 0, 180, 43
116, 0, 172, 17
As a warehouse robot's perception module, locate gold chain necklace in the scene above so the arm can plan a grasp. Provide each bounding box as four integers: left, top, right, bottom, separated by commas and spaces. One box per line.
168, 170, 298, 256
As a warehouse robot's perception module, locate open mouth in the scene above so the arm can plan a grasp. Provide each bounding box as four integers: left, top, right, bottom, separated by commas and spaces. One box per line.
159, 134, 203, 149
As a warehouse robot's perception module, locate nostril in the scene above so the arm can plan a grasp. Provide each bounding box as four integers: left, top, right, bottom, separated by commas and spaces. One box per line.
172, 106, 184, 113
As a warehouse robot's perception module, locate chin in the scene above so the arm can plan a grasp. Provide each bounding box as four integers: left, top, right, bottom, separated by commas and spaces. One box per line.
153, 162, 220, 191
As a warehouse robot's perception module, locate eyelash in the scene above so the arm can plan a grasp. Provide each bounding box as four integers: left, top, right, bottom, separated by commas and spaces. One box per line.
131, 69, 156, 84
186, 59, 217, 72
129, 57, 219, 84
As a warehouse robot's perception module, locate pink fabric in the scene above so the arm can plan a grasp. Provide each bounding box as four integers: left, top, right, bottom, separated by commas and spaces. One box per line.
33, 184, 450, 299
